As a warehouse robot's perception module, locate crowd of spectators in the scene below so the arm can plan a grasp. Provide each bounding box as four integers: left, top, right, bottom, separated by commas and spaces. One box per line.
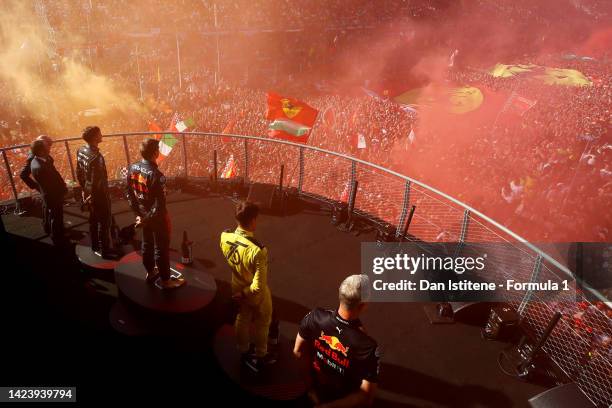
441, 56, 611, 242
0, 0, 609, 246
44, 0, 449, 35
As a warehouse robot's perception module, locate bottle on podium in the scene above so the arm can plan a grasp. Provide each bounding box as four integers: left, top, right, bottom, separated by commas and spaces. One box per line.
181, 230, 193, 265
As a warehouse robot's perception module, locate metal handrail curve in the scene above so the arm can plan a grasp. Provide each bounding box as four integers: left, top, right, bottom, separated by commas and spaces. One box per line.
2, 131, 607, 302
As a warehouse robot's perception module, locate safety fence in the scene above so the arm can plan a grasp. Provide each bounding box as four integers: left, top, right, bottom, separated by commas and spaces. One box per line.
1, 132, 610, 406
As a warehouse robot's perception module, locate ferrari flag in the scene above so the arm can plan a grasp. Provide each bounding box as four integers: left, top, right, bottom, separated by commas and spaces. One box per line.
266, 92, 319, 143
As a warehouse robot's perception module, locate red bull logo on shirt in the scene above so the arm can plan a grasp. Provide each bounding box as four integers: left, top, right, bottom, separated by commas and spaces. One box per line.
315, 331, 350, 371
319, 331, 350, 356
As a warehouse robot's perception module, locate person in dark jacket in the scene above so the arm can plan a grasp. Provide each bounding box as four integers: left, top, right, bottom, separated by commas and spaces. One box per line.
76, 126, 112, 258
19, 135, 53, 231
294, 275, 380, 407
30, 139, 67, 246
125, 138, 185, 290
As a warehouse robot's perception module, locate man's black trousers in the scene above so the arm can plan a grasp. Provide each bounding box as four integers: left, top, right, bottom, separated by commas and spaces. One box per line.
89, 194, 111, 251
141, 214, 171, 281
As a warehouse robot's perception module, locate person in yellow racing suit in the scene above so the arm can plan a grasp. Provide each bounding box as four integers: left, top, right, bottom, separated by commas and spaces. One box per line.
220, 201, 276, 372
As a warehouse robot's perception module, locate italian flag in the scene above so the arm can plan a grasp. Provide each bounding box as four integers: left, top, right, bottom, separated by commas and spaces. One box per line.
156, 114, 196, 162
268, 119, 311, 137
158, 133, 179, 160
148, 120, 173, 162
266, 92, 318, 144
175, 117, 196, 132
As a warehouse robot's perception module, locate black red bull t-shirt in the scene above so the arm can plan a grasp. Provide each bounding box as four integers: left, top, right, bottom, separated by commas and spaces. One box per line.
299, 308, 380, 402
125, 159, 167, 220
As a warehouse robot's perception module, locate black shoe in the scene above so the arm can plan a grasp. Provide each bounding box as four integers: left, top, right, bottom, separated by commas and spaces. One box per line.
241, 352, 277, 373
158, 276, 186, 290
145, 268, 160, 284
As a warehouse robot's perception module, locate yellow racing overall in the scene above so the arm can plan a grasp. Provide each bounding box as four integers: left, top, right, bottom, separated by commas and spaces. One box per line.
220, 227, 272, 357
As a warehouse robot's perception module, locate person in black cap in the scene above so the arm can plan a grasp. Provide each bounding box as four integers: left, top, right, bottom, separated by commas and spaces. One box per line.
20, 135, 53, 230
76, 126, 113, 258
30, 139, 67, 246
294, 274, 380, 407
125, 138, 185, 290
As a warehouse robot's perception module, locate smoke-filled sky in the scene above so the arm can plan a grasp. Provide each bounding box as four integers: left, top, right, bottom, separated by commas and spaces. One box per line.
0, 1, 142, 132
0, 0, 608, 134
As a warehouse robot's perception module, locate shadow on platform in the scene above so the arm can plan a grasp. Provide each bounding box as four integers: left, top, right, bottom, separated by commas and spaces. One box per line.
1, 192, 548, 407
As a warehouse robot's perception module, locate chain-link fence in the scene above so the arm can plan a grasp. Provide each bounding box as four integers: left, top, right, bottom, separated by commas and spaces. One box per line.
1, 132, 610, 406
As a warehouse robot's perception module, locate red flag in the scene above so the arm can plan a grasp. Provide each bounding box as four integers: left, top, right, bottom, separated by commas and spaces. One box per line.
507, 93, 537, 116
222, 119, 236, 143
222, 110, 244, 143
148, 121, 163, 140
266, 92, 318, 143
349, 133, 357, 148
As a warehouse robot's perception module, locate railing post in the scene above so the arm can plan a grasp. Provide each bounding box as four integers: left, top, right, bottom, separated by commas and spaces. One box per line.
213, 149, 218, 184
574, 242, 583, 302
243, 139, 249, 183
182, 133, 188, 177
347, 161, 357, 210
398, 205, 416, 242
122, 135, 131, 166
518, 254, 543, 315
453, 209, 471, 258
396, 180, 411, 238
2, 150, 20, 211
298, 147, 304, 194
345, 180, 359, 229
64, 141, 76, 182
459, 209, 470, 243
278, 164, 285, 211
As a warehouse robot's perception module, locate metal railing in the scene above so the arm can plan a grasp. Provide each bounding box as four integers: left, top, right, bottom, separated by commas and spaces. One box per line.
1, 131, 610, 406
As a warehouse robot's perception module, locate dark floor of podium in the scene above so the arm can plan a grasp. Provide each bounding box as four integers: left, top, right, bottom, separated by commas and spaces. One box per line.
1, 192, 547, 407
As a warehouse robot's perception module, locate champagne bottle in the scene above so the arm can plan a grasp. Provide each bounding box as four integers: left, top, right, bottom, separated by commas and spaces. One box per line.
181, 230, 193, 265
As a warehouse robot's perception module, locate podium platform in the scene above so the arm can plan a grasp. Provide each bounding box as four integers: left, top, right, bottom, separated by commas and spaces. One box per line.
115, 250, 217, 314
2, 192, 554, 407
213, 322, 310, 401
75, 236, 124, 271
